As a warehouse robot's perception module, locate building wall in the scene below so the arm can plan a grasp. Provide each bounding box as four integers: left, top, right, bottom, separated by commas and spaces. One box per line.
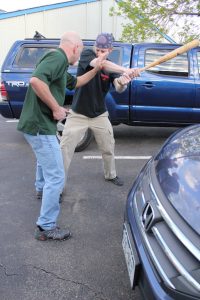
0, 0, 125, 67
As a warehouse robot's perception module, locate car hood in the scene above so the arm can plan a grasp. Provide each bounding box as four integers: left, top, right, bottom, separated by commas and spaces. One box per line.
155, 125, 200, 235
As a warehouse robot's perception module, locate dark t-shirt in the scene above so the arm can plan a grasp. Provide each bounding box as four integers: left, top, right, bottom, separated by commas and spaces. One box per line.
72, 48, 119, 118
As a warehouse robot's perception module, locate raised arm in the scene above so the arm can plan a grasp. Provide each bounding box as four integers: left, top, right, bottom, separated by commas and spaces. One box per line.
76, 54, 106, 88
90, 58, 140, 78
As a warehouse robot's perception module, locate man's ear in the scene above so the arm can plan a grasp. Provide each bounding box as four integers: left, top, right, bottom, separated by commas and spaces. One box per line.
72, 45, 79, 55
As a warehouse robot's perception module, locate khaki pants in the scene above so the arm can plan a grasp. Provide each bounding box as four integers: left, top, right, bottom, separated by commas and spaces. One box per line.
60, 110, 116, 186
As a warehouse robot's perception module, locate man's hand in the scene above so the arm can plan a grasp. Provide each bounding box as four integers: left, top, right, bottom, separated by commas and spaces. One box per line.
117, 73, 132, 86
53, 106, 68, 121
93, 53, 107, 72
114, 73, 132, 93
124, 68, 140, 79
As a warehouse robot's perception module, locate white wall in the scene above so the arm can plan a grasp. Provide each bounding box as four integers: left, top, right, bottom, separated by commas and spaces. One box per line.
0, 0, 124, 67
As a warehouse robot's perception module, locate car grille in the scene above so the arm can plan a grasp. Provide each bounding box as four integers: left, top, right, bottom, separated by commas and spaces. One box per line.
133, 162, 200, 297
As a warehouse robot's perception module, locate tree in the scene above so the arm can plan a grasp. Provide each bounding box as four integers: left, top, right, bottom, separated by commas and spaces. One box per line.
110, 0, 200, 43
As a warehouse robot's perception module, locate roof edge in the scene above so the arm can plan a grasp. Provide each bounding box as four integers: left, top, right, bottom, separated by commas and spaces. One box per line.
0, 0, 98, 20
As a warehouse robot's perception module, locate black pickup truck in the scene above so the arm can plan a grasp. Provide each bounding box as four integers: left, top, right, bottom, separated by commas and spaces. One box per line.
1, 35, 200, 150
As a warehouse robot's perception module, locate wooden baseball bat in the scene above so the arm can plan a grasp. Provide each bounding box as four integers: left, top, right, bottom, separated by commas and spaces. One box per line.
140, 39, 199, 72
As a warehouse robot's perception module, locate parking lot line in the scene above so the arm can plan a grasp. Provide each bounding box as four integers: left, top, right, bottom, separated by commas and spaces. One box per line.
83, 156, 151, 160
6, 120, 19, 122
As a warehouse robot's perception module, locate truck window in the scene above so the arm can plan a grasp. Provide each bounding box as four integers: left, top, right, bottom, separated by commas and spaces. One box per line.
197, 52, 200, 75
14, 45, 121, 69
14, 46, 57, 68
144, 49, 188, 77
108, 48, 122, 64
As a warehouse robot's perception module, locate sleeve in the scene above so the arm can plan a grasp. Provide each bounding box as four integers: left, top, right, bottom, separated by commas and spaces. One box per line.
78, 48, 96, 71
66, 72, 77, 90
32, 50, 66, 85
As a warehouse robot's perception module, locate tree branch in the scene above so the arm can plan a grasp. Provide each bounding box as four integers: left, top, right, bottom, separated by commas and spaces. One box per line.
173, 12, 200, 16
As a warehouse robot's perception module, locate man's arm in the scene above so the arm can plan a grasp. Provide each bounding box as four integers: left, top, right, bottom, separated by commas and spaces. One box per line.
76, 67, 98, 88
30, 77, 68, 120
90, 58, 140, 79
75, 54, 106, 88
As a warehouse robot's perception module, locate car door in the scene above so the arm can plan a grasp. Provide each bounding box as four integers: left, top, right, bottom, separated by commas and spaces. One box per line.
130, 44, 196, 125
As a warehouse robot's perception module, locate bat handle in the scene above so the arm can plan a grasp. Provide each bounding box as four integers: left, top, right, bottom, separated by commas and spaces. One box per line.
139, 67, 147, 72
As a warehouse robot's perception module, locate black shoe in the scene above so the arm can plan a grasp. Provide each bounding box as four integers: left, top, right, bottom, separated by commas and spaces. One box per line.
106, 176, 124, 186
36, 191, 63, 203
36, 191, 43, 200
35, 226, 71, 241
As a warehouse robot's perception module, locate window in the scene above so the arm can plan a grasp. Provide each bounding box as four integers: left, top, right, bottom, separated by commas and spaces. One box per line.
14, 46, 57, 68
145, 49, 189, 77
108, 48, 122, 65
14, 44, 122, 69
197, 52, 200, 75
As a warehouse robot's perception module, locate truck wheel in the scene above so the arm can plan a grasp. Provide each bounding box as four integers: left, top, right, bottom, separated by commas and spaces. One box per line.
74, 128, 93, 152
56, 119, 93, 152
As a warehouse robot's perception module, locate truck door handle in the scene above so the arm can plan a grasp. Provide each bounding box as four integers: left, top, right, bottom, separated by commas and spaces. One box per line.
141, 82, 155, 88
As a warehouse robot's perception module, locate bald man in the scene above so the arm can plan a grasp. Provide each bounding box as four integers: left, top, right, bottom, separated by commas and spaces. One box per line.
17, 31, 104, 241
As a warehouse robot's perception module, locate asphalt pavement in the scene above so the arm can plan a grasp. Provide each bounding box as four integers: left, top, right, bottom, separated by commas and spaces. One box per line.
0, 115, 177, 300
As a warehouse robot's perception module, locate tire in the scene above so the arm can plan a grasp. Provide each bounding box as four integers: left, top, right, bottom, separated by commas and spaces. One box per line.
56, 119, 93, 152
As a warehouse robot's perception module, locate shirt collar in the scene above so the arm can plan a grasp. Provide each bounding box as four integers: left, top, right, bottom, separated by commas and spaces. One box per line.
57, 48, 69, 67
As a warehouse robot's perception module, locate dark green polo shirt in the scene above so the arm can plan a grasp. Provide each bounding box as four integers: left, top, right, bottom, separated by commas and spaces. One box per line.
17, 48, 77, 135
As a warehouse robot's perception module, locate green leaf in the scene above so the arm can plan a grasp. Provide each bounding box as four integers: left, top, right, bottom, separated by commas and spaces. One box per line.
110, 0, 200, 43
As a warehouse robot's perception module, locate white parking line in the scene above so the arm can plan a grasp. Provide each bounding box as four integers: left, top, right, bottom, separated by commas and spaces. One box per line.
4, 120, 152, 160
6, 120, 19, 123
83, 156, 151, 160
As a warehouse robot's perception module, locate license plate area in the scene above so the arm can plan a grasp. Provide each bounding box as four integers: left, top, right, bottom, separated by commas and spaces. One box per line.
122, 222, 140, 289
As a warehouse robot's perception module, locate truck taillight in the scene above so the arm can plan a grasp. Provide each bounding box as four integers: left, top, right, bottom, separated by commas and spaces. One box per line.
0, 82, 8, 101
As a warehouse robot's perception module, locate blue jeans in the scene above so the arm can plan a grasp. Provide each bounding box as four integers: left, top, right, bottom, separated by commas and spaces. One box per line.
24, 133, 65, 230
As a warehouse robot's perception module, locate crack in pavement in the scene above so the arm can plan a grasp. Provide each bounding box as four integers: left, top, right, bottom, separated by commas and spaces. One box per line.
25, 264, 110, 300
0, 263, 19, 277
0, 263, 110, 300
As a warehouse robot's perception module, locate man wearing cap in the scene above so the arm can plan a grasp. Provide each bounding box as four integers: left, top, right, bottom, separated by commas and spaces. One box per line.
60, 32, 140, 190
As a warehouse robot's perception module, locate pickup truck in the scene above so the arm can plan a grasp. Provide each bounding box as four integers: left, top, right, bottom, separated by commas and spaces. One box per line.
1, 34, 200, 151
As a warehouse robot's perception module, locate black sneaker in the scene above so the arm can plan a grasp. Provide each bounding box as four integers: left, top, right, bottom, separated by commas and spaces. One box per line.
106, 176, 124, 186
36, 191, 43, 200
35, 226, 71, 241
36, 191, 63, 203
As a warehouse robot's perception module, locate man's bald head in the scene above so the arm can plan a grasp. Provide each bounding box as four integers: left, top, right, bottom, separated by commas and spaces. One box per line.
59, 31, 83, 65
60, 31, 82, 47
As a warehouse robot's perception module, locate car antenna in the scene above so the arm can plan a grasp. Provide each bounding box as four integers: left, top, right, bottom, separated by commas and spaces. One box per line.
33, 31, 46, 40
